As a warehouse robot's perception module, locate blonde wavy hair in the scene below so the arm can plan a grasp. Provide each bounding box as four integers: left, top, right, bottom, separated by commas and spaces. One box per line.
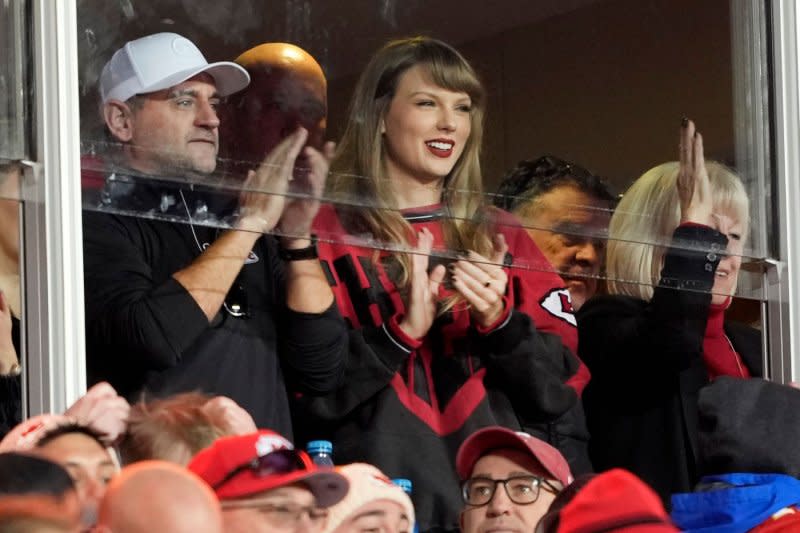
605, 161, 749, 301
331, 36, 493, 298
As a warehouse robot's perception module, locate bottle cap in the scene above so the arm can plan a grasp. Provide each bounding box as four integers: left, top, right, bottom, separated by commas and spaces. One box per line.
392, 478, 413, 494
306, 440, 333, 455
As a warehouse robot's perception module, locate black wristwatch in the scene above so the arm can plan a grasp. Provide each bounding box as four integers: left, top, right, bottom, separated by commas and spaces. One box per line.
279, 235, 318, 261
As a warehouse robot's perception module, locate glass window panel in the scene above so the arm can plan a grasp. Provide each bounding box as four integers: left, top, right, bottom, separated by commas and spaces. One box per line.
72, 0, 784, 522
76, 0, 772, 292
0, 0, 31, 161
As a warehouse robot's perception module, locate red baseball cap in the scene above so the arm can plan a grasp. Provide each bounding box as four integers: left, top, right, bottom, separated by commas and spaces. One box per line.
188, 430, 348, 507
456, 426, 573, 486
537, 469, 679, 533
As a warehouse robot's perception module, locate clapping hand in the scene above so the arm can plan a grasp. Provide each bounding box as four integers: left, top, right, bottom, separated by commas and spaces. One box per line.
398, 229, 447, 339
237, 128, 309, 234
677, 118, 714, 226
451, 234, 509, 328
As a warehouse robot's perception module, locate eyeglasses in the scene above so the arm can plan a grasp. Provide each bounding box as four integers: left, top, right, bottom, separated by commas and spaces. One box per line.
461, 475, 561, 506
220, 501, 329, 528
212, 449, 313, 491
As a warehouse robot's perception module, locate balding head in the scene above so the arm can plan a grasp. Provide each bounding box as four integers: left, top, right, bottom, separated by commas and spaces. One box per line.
235, 43, 326, 85
96, 461, 222, 533
220, 43, 327, 169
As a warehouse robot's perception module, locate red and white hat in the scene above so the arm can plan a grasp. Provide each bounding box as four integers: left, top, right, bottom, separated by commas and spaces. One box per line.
323, 464, 415, 533
456, 426, 573, 486
188, 430, 348, 507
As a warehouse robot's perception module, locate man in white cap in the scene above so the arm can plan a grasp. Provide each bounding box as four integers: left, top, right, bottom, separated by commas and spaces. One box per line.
456, 425, 573, 533
83, 33, 346, 435
189, 430, 349, 533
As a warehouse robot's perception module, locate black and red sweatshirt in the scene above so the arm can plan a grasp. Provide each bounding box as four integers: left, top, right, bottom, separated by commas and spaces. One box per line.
293, 204, 588, 533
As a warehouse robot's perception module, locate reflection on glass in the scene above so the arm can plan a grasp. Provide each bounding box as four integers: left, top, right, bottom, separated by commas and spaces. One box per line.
0, 0, 29, 160
77, 0, 766, 303
0, 162, 22, 438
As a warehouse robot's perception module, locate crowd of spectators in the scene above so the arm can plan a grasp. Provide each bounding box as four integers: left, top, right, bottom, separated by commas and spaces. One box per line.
1, 31, 797, 533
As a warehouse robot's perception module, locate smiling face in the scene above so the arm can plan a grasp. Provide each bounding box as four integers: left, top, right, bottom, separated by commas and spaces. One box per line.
459, 449, 559, 533
107, 74, 221, 178
711, 209, 744, 306
381, 64, 472, 187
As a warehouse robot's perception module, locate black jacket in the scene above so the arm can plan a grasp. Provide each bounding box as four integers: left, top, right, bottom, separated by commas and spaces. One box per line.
577, 224, 762, 506
83, 180, 347, 437
294, 204, 585, 533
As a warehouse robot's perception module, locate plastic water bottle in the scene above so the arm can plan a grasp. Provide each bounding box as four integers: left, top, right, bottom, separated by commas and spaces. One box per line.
306, 440, 334, 467
392, 478, 413, 495
392, 478, 418, 533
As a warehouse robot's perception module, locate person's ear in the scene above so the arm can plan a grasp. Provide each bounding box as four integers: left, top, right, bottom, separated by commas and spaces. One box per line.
103, 100, 136, 142
459, 509, 466, 531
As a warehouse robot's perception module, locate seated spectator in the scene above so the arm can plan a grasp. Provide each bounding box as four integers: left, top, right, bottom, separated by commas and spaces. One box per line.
0, 452, 77, 503
0, 381, 129, 452
322, 463, 414, 533
494, 156, 615, 310
33, 424, 118, 531
188, 430, 348, 533
0, 494, 81, 533
536, 469, 678, 532
667, 378, 800, 532
698, 377, 800, 478
456, 426, 572, 533
120, 392, 255, 465
95, 460, 223, 533
578, 119, 762, 504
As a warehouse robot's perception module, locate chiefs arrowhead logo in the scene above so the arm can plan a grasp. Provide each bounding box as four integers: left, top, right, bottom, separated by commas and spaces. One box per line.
540, 288, 577, 327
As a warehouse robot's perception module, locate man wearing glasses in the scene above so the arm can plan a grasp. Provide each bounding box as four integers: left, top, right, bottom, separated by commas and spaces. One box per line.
83, 33, 347, 433
189, 430, 349, 533
456, 426, 573, 533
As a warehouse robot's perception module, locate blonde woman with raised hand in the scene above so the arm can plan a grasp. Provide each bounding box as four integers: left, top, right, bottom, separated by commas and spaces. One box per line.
577, 119, 762, 506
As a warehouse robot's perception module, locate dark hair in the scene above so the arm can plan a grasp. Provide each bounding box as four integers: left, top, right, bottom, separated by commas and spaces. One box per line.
0, 452, 76, 498
536, 473, 597, 533
493, 155, 615, 213
35, 423, 106, 450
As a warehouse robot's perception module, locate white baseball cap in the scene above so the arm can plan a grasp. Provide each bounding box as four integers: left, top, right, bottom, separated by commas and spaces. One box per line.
99, 32, 250, 104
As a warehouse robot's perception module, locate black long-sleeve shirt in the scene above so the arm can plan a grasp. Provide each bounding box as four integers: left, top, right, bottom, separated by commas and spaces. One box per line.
83, 181, 347, 436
